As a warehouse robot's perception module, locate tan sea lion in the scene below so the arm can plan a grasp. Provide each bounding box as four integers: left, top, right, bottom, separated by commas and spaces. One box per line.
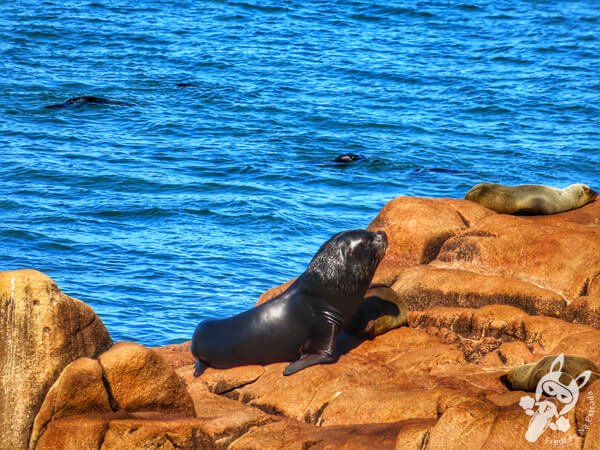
465, 183, 597, 215
501, 354, 600, 392
345, 286, 408, 339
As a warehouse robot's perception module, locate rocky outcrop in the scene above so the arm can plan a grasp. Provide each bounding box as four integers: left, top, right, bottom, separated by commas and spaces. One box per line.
30, 343, 196, 449
0, 269, 112, 450
11, 196, 600, 448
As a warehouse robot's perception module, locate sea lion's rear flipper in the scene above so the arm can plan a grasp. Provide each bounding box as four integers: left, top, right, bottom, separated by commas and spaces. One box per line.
284, 353, 336, 376
193, 360, 208, 377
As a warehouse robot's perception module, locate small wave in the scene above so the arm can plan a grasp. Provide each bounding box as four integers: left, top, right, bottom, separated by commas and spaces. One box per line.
87, 207, 174, 219
490, 56, 532, 64
371, 5, 436, 18
413, 168, 468, 175
464, 105, 512, 115
230, 1, 291, 14
456, 4, 482, 12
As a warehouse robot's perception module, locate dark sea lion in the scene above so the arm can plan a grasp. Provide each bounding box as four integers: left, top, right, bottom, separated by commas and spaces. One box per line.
191, 229, 388, 376
45, 96, 135, 109
345, 286, 408, 339
333, 153, 365, 163
465, 182, 597, 215
175, 82, 199, 88
501, 354, 600, 392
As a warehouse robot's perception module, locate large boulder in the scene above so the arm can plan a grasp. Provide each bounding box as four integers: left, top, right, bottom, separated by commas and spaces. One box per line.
98, 342, 195, 416
0, 269, 112, 450
432, 214, 600, 301
30, 358, 111, 448
367, 197, 494, 284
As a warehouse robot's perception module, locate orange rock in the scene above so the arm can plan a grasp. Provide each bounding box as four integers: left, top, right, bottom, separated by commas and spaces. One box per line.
393, 266, 566, 317
589, 274, 600, 298
30, 357, 111, 448
497, 341, 536, 366
520, 198, 600, 227
575, 380, 600, 449
192, 328, 471, 426
0, 269, 112, 450
102, 417, 211, 449
35, 414, 111, 450
98, 342, 195, 416
319, 387, 458, 426
189, 392, 275, 446
367, 197, 494, 284
409, 305, 600, 361
563, 296, 600, 329
432, 214, 600, 301
427, 399, 496, 449
487, 404, 582, 449
36, 393, 276, 449
153, 341, 195, 370
228, 418, 428, 450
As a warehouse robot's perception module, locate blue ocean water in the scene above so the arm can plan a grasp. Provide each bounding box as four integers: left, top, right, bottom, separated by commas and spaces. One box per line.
1, 0, 599, 346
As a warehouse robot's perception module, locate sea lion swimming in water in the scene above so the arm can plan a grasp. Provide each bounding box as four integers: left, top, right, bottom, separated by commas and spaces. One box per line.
465, 183, 597, 215
191, 229, 388, 376
45, 96, 135, 109
333, 153, 365, 163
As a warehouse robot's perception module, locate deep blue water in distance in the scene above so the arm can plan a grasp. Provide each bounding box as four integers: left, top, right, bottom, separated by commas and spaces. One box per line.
2, 0, 599, 346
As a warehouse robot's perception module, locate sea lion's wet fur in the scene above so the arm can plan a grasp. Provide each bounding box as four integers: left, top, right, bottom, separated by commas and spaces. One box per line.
191, 229, 388, 376
45, 96, 135, 109
465, 183, 597, 215
333, 153, 365, 163
501, 354, 600, 392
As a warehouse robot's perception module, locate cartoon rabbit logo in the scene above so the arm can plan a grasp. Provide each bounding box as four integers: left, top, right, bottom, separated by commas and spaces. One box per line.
519, 354, 592, 442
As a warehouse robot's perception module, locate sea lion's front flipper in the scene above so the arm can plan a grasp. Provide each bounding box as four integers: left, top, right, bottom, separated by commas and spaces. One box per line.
283, 313, 341, 376
284, 353, 336, 376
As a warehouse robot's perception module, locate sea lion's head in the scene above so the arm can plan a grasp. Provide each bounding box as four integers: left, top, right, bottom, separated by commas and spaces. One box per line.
566, 184, 598, 204
305, 229, 388, 298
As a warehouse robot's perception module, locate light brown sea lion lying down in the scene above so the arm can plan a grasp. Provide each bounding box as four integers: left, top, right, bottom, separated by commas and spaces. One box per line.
465, 183, 597, 215
501, 354, 600, 392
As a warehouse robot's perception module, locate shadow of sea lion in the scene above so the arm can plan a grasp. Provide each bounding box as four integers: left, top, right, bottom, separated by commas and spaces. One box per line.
45, 96, 136, 109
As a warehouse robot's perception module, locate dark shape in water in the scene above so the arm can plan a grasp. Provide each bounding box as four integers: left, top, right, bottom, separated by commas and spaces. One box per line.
333, 153, 366, 163
45, 96, 135, 109
413, 167, 465, 175
175, 82, 199, 88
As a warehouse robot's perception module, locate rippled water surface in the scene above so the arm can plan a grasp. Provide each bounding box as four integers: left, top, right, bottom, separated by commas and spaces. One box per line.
2, 0, 599, 345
